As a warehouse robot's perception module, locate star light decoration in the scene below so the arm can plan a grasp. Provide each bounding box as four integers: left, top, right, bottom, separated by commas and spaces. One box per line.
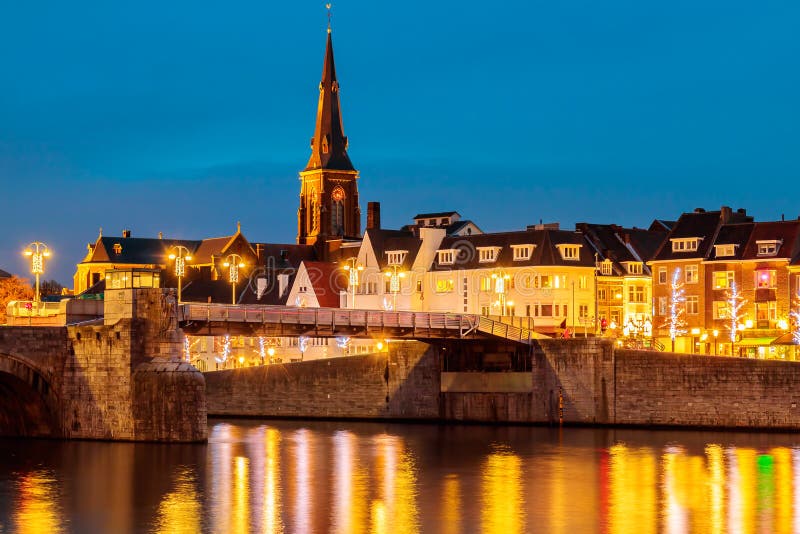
662, 268, 687, 351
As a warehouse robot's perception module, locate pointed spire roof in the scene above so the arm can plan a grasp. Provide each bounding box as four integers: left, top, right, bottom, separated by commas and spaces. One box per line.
304, 28, 355, 172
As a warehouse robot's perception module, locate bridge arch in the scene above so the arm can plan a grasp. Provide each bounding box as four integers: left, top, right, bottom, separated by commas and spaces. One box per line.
0, 353, 60, 437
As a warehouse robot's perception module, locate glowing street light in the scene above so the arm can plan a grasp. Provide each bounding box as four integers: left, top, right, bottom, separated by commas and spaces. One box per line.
384, 265, 406, 311
223, 254, 245, 305
168, 245, 192, 303
342, 257, 364, 309
23, 242, 50, 306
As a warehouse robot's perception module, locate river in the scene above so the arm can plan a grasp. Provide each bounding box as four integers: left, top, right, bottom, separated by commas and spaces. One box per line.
1, 419, 798, 533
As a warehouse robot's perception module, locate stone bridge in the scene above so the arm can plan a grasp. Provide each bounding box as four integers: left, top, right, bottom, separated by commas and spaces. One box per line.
0, 288, 206, 441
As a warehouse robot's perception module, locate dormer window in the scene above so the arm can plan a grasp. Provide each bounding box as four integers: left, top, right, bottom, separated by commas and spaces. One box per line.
386, 250, 408, 266
556, 244, 581, 261
600, 260, 613, 275
113, 243, 122, 254
715, 244, 736, 257
756, 240, 781, 257
626, 262, 643, 275
511, 244, 535, 261
477, 246, 501, 263
671, 238, 701, 252
437, 249, 456, 265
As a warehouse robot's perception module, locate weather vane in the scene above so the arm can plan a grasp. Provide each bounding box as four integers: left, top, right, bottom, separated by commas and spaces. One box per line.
326, 3, 332, 32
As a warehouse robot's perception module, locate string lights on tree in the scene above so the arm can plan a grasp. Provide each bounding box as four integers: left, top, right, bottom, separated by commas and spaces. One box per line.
662, 268, 687, 352
789, 291, 800, 346
725, 281, 747, 356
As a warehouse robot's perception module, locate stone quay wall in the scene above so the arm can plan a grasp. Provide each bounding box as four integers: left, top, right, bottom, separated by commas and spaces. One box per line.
208, 337, 800, 430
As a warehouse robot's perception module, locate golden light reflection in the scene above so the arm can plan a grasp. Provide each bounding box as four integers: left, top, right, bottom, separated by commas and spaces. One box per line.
441, 474, 461, 534
608, 444, 656, 534
13, 470, 62, 534
292, 429, 312, 534
210, 423, 234, 534
705, 444, 725, 534
733, 448, 757, 533
481, 446, 524, 534
233, 456, 250, 534
263, 427, 284, 534
153, 466, 201, 534
772, 447, 792, 534
332, 430, 367, 534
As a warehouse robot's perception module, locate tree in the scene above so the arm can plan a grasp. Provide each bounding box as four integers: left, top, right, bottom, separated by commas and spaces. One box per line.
0, 276, 34, 324
39, 279, 64, 297
661, 268, 687, 352
724, 282, 747, 356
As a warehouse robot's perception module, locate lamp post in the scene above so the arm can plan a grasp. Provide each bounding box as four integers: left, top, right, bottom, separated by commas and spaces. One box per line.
223, 254, 245, 305
168, 245, 192, 303
23, 242, 50, 308
712, 329, 719, 355
492, 272, 511, 316
343, 257, 364, 309
384, 264, 406, 311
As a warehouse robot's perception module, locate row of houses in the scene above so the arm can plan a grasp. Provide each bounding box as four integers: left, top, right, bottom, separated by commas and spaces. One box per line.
71, 205, 800, 366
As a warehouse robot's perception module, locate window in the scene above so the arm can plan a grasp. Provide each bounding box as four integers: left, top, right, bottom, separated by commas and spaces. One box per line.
715, 244, 736, 257
331, 186, 346, 236
685, 265, 699, 284
579, 276, 588, 289
658, 296, 667, 315
685, 295, 699, 315
756, 301, 777, 322
481, 305, 490, 316
437, 250, 455, 265
511, 245, 534, 261
428, 219, 436, 226
627, 262, 643, 275
416, 280, 423, 293
658, 267, 667, 284
755, 270, 777, 289
113, 243, 122, 254
480, 275, 492, 292
358, 280, 378, 295
598, 288, 607, 301
557, 244, 581, 261
477, 247, 501, 263
756, 240, 781, 257
600, 261, 613, 275
540, 304, 552, 317
628, 285, 646, 303
713, 271, 735, 289
579, 304, 589, 319
713, 301, 728, 320
534, 275, 551, 289
436, 278, 454, 293
554, 275, 566, 289
386, 250, 407, 265
671, 238, 701, 252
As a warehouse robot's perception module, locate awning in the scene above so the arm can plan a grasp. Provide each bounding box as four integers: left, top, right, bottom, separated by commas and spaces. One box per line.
737, 337, 779, 347
772, 333, 799, 346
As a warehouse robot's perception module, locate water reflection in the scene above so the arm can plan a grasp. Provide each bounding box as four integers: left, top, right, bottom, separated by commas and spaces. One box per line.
7, 423, 800, 532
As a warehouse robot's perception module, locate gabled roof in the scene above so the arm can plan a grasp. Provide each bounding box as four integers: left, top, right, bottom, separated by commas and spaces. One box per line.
651, 208, 753, 262
446, 220, 481, 236
577, 223, 666, 276
84, 237, 201, 265
363, 228, 422, 271
253, 243, 317, 270
300, 261, 348, 308
707, 223, 755, 261
181, 280, 241, 304
741, 220, 800, 261
430, 229, 594, 271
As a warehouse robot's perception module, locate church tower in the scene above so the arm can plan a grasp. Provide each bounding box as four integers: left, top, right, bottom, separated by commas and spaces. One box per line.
297, 24, 361, 245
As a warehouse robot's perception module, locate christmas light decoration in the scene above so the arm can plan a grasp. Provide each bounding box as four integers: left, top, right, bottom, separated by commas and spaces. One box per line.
790, 292, 800, 346
662, 268, 687, 352
725, 282, 747, 350
215, 335, 231, 364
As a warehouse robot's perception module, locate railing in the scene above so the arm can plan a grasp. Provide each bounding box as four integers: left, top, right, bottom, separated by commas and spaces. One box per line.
179, 303, 541, 345
6, 300, 62, 318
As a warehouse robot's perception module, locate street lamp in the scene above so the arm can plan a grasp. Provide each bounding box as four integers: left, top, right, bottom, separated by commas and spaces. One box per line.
23, 242, 50, 307
342, 257, 364, 309
384, 265, 406, 311
168, 245, 192, 303
492, 272, 511, 316
222, 254, 245, 305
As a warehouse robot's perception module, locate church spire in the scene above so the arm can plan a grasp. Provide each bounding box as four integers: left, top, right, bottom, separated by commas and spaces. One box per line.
304, 25, 354, 172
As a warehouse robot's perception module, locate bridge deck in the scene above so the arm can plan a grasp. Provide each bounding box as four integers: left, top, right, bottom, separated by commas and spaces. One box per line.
179, 303, 544, 345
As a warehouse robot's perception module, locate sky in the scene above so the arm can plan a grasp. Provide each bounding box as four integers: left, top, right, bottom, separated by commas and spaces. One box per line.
1, 1, 799, 284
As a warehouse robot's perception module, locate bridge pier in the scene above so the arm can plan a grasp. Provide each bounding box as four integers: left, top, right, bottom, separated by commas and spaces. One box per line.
0, 288, 207, 442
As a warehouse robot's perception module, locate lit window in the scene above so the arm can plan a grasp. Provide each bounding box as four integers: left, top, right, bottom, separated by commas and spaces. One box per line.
756, 301, 777, 321
437, 250, 455, 265
755, 270, 777, 289
713, 271, 734, 289
436, 278, 454, 293
480, 275, 492, 292
600, 260, 613, 275
511, 244, 535, 261
386, 250, 408, 266
477, 247, 501, 263
658, 296, 667, 315
685, 295, 699, 315
756, 240, 781, 256
715, 244, 736, 257
628, 285, 646, 303
579, 305, 589, 319
579, 275, 588, 289
671, 238, 701, 252
557, 244, 581, 261
534, 274, 551, 289
598, 288, 607, 301
657, 267, 667, 284
713, 301, 728, 320
627, 262, 643, 275
113, 243, 122, 254
685, 265, 699, 284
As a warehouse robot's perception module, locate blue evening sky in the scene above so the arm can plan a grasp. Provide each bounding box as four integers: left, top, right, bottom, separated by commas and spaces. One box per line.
1, 1, 798, 284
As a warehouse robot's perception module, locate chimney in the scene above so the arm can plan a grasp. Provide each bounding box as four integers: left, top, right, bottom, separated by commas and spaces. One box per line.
720, 206, 732, 224
694, 208, 705, 213
624, 233, 631, 244
367, 202, 381, 230
158, 231, 163, 239
122, 229, 131, 238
